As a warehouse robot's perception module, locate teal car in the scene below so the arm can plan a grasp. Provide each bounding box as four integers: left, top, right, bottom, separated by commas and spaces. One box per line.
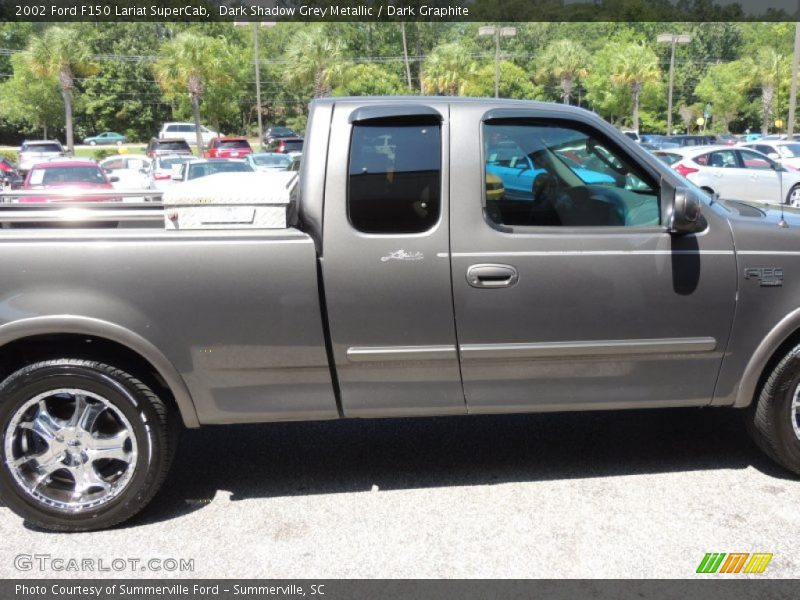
83, 131, 128, 146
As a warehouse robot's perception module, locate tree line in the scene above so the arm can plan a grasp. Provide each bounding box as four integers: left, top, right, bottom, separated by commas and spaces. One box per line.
0, 21, 795, 149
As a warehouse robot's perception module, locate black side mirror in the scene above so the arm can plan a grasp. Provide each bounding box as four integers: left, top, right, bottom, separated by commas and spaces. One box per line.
669, 185, 703, 234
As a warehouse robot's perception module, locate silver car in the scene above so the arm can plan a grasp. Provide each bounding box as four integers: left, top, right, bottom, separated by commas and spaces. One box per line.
670, 145, 800, 206
18, 140, 67, 173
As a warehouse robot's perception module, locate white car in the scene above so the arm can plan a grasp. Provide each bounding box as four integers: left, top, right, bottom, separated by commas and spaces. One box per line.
738, 140, 800, 171
99, 154, 153, 201
158, 122, 220, 147
670, 145, 800, 206
148, 154, 193, 192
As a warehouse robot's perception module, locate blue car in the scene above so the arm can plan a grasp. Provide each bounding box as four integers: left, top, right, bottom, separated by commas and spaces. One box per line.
486, 146, 615, 201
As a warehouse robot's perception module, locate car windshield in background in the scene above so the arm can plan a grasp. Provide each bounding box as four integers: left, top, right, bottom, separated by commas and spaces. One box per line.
22, 143, 62, 153
29, 166, 105, 186
779, 144, 800, 158
159, 157, 191, 169
160, 141, 190, 151
188, 161, 252, 179
270, 127, 295, 137
220, 140, 250, 149
251, 154, 291, 167
283, 140, 304, 152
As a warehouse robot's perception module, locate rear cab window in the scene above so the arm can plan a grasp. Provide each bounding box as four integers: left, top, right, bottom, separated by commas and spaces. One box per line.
348, 119, 441, 234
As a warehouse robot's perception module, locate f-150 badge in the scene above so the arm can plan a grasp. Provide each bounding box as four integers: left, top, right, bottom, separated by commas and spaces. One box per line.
381, 250, 424, 262
744, 267, 783, 287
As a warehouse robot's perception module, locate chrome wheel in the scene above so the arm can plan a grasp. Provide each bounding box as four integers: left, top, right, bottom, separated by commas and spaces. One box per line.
4, 388, 138, 512
789, 187, 800, 208
793, 384, 800, 441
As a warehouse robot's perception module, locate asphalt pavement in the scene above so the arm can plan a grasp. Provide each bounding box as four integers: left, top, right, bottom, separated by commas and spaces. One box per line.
1, 407, 798, 578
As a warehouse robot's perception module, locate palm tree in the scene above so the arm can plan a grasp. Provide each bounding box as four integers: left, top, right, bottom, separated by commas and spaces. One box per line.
284, 26, 346, 99
25, 26, 95, 154
422, 43, 476, 96
609, 42, 661, 132
536, 39, 589, 105
743, 48, 784, 134
153, 33, 232, 154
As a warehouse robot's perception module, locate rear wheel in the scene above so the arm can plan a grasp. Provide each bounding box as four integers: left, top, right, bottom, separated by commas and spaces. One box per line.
746, 345, 800, 476
786, 184, 800, 207
0, 359, 177, 531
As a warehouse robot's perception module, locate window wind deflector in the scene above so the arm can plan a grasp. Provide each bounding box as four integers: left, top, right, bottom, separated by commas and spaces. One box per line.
349, 105, 442, 124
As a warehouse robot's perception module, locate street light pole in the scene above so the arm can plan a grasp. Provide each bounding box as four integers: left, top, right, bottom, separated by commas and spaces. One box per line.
788, 22, 800, 137
252, 23, 264, 150
657, 33, 691, 134
478, 26, 516, 99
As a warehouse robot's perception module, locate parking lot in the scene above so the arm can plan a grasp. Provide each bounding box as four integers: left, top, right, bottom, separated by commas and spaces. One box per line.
1, 407, 797, 579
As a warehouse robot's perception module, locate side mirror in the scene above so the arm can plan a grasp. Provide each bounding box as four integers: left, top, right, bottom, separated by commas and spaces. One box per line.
768, 152, 780, 160
108, 176, 120, 183
669, 185, 703, 234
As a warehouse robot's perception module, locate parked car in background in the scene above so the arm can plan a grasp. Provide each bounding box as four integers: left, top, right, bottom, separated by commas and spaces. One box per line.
743, 133, 764, 142
658, 134, 715, 147
205, 137, 253, 159
263, 125, 298, 144
146, 137, 193, 159
639, 135, 680, 150
158, 122, 219, 147
265, 137, 304, 154
738, 141, 800, 171
171, 158, 254, 183
18, 140, 67, 173
83, 132, 128, 146
245, 152, 293, 172
670, 145, 800, 206
99, 155, 151, 190
0, 157, 23, 189
20, 159, 118, 203
714, 134, 738, 146
148, 154, 193, 191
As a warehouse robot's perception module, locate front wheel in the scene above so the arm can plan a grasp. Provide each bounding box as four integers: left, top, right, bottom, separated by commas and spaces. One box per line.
89, 141, 96, 146
746, 345, 800, 476
0, 359, 176, 531
787, 185, 800, 208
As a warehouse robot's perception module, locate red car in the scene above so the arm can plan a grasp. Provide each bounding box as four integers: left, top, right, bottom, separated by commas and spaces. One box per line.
204, 137, 253, 159
21, 160, 118, 203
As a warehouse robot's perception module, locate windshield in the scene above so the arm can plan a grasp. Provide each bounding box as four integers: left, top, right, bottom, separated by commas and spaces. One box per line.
29, 166, 105, 186
23, 143, 62, 153
159, 141, 189, 150
187, 161, 253, 179
778, 144, 800, 158
219, 140, 250, 149
251, 154, 290, 167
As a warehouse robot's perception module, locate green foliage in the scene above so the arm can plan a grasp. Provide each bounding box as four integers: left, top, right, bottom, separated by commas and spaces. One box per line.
334, 63, 408, 97
0, 149, 18, 164
463, 62, 541, 100
695, 61, 748, 132
93, 148, 114, 161
422, 42, 477, 96
283, 25, 346, 99
535, 39, 589, 104
0, 53, 64, 138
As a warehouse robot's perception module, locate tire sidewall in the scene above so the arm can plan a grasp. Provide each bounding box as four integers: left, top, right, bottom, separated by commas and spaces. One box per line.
0, 363, 161, 530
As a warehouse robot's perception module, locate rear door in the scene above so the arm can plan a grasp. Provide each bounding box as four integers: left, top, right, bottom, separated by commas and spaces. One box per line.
322, 102, 465, 417
449, 105, 737, 413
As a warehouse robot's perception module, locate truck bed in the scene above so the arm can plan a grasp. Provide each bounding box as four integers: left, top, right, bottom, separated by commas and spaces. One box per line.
0, 227, 338, 424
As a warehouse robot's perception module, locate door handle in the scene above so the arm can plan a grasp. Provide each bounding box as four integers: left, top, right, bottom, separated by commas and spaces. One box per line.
467, 264, 519, 288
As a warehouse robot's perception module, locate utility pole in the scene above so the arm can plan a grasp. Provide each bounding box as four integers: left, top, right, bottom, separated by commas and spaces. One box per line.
788, 21, 800, 137
478, 26, 516, 98
401, 22, 413, 90
657, 33, 691, 135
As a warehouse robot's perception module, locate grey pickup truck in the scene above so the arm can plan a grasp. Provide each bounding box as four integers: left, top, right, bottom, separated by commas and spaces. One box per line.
2, 97, 800, 531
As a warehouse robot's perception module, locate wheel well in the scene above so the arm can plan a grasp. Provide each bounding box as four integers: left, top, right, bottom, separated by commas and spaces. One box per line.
753, 328, 800, 405
0, 334, 179, 418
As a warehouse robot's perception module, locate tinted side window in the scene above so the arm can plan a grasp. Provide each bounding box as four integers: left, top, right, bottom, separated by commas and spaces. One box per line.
483, 121, 659, 228
738, 149, 773, 170
348, 121, 441, 234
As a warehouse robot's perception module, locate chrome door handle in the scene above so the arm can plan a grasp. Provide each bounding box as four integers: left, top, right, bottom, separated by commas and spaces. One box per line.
467, 264, 519, 288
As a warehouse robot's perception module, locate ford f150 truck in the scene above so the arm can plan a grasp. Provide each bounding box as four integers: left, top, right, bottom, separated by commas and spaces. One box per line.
1, 97, 800, 531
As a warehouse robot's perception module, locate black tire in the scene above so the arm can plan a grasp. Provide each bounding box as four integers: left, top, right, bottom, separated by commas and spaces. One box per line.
746, 345, 800, 476
0, 359, 177, 531
786, 184, 800, 208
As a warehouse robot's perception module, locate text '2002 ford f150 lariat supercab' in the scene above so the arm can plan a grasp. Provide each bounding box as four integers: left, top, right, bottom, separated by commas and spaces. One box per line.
1, 97, 800, 531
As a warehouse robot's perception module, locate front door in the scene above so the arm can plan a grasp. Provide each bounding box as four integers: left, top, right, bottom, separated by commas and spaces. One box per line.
449, 107, 737, 413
